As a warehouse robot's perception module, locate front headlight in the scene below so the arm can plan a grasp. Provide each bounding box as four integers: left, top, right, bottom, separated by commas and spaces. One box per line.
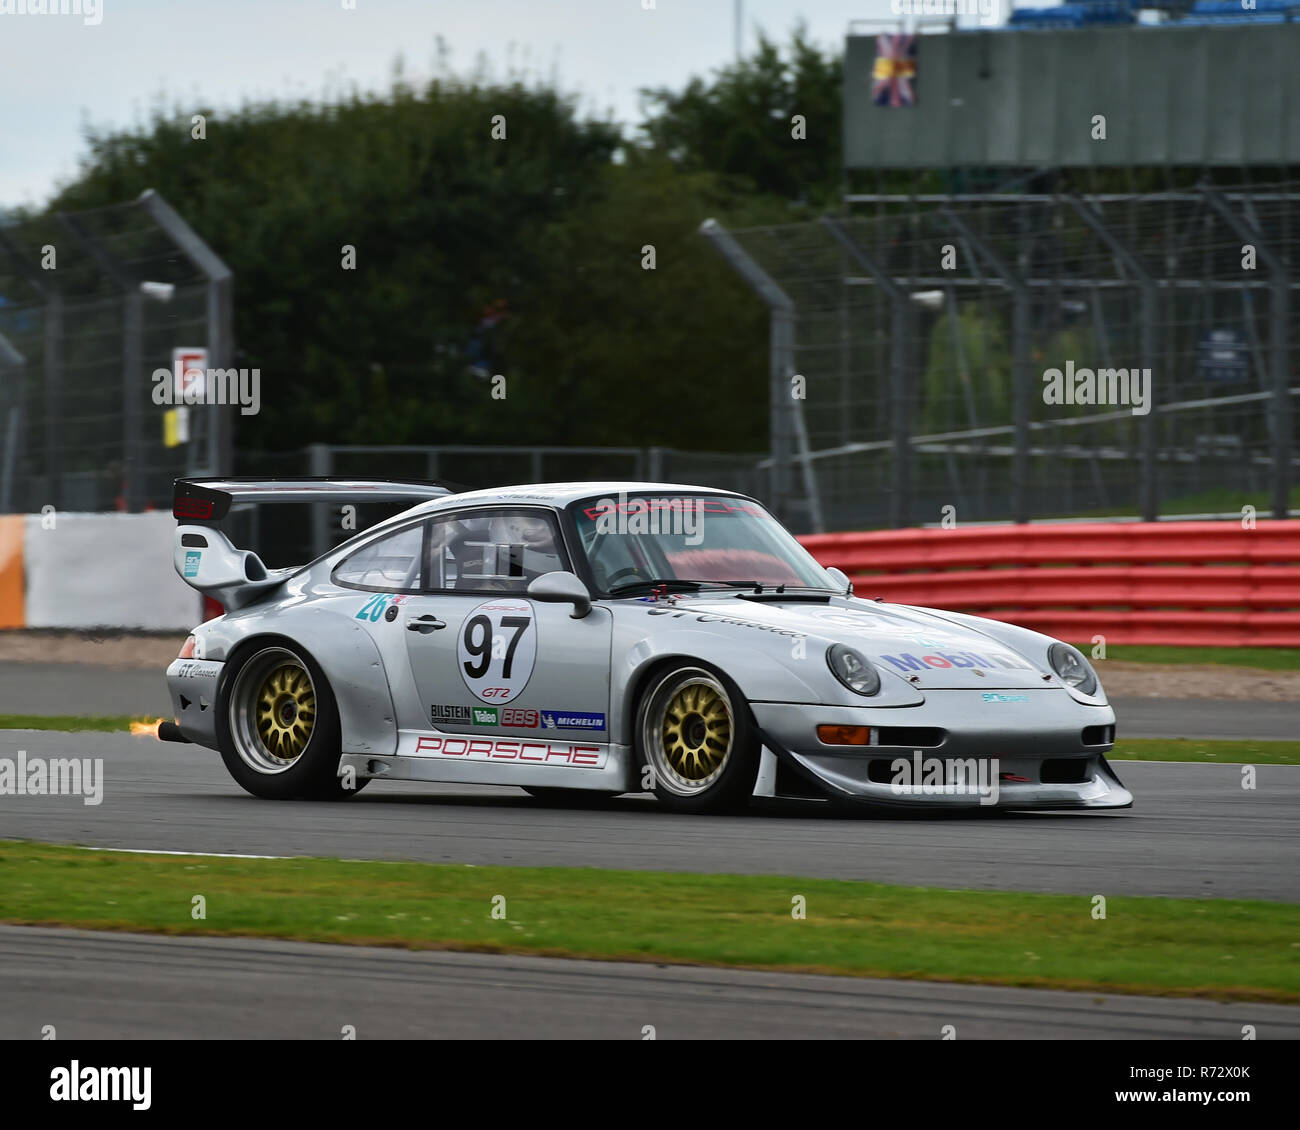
1048, 642, 1098, 695
826, 644, 881, 696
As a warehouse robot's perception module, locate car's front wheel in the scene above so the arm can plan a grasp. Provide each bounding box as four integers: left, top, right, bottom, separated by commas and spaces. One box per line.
216, 642, 366, 801
636, 665, 759, 813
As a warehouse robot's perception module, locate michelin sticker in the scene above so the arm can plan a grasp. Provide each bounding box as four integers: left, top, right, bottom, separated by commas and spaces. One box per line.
457, 598, 537, 704
541, 710, 607, 731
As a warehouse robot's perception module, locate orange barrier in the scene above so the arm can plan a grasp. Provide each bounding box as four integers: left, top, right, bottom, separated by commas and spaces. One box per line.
799, 521, 1300, 647
0, 516, 24, 629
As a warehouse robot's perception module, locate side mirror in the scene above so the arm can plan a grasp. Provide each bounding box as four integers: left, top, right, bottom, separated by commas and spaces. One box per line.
825, 566, 853, 597
527, 571, 593, 619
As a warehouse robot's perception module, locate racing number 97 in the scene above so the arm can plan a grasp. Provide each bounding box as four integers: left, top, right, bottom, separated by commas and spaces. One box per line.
462, 615, 531, 679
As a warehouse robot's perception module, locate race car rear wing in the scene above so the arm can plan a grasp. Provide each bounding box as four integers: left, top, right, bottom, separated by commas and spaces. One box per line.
172, 477, 453, 524
171, 477, 454, 612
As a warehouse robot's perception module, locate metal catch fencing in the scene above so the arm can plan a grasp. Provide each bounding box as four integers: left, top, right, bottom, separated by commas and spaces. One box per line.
0, 191, 232, 516
703, 183, 1300, 534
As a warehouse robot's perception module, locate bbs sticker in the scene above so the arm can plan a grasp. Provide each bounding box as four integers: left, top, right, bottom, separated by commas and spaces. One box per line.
457, 599, 536, 704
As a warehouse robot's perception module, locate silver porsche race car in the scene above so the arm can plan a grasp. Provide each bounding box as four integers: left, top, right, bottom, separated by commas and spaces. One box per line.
162, 478, 1132, 813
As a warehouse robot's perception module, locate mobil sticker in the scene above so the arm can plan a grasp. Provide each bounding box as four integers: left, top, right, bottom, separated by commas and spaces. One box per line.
876, 647, 1045, 689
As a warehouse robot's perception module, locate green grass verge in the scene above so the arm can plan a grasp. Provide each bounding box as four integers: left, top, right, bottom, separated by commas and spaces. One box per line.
0, 715, 139, 733
1112, 740, 1300, 765
1083, 646, 1300, 671
1, 840, 1296, 1003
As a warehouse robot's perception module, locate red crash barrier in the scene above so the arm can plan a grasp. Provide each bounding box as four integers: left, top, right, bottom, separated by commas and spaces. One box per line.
799, 521, 1300, 647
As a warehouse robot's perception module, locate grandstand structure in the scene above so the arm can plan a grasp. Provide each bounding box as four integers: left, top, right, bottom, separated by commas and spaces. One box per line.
704, 6, 1300, 533
1010, 1, 1300, 30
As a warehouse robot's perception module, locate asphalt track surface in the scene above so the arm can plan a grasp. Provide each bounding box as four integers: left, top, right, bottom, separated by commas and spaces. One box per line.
4, 925, 1297, 1039
4, 660, 1295, 740
3, 669, 1294, 1040
2, 731, 1297, 901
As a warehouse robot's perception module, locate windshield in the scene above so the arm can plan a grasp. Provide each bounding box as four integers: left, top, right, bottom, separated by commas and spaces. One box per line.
571, 493, 836, 594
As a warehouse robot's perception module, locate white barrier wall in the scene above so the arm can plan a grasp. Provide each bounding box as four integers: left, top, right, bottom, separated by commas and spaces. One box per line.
24, 512, 202, 630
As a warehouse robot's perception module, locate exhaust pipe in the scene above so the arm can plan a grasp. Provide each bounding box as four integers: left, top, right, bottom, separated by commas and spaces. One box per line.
158, 721, 191, 744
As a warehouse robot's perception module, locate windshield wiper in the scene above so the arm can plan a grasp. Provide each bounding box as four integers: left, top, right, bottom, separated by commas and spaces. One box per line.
607, 578, 759, 596
607, 578, 703, 596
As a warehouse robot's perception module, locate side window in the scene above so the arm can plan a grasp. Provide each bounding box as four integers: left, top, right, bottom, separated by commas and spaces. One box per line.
426, 509, 565, 593
334, 523, 424, 590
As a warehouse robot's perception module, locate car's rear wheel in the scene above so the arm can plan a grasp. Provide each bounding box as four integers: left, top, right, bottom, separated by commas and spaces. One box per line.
636, 665, 759, 813
216, 643, 366, 800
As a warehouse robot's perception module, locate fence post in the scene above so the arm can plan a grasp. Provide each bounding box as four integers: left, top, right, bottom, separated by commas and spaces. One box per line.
1201, 186, 1292, 520
138, 191, 237, 480
820, 218, 913, 529
308, 443, 332, 559
699, 218, 820, 530
1061, 195, 1160, 521
121, 292, 144, 511
0, 228, 64, 512
0, 332, 24, 512
57, 211, 148, 511
941, 209, 1031, 524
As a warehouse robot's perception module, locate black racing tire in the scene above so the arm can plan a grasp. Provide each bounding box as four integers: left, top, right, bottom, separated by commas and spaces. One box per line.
634, 664, 760, 814
215, 641, 368, 801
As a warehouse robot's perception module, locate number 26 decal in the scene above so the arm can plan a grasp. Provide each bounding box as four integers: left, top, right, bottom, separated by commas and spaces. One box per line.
456, 599, 536, 703
356, 594, 405, 622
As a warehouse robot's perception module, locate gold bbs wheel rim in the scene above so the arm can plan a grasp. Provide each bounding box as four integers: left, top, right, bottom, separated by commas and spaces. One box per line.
643, 669, 735, 796
229, 647, 318, 775
255, 662, 315, 761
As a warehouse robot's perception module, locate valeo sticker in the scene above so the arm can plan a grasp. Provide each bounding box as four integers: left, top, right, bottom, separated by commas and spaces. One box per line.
472, 706, 499, 726
457, 598, 536, 704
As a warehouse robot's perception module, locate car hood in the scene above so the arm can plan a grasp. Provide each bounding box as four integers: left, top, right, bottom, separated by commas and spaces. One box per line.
638, 595, 1054, 690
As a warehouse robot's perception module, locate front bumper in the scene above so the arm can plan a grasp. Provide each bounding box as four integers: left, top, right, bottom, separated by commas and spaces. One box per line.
164, 658, 224, 751
751, 690, 1131, 810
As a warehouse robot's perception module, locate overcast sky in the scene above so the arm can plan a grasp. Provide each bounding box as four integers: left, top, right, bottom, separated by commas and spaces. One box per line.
0, 0, 1007, 210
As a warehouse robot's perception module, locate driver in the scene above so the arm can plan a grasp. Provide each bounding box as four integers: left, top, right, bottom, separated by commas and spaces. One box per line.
482, 513, 563, 587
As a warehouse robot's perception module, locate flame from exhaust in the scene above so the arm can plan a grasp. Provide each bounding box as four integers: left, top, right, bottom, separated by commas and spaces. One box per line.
130, 718, 165, 738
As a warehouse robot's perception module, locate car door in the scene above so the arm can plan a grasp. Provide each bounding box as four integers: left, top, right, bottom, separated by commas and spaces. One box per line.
398, 507, 614, 772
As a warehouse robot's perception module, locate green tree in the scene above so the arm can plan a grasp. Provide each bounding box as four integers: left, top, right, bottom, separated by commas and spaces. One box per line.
50, 77, 624, 452
498, 154, 768, 448
39, 43, 845, 464
639, 26, 843, 210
